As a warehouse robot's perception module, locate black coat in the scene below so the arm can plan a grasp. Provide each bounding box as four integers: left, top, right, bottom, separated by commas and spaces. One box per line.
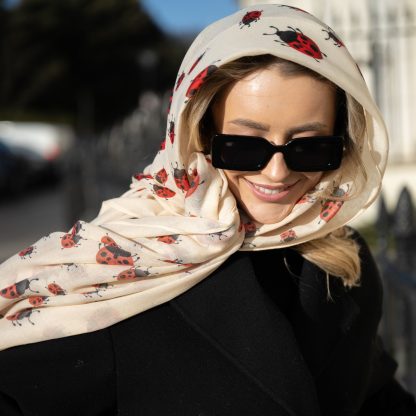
0, 232, 415, 416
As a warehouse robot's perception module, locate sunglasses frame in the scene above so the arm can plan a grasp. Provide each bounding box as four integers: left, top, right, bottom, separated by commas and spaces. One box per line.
211, 133, 344, 172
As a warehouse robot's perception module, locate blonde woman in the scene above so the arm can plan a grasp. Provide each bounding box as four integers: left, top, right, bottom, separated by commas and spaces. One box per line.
0, 4, 415, 415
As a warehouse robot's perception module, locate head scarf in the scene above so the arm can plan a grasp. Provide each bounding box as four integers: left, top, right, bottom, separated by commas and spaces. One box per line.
0, 4, 388, 350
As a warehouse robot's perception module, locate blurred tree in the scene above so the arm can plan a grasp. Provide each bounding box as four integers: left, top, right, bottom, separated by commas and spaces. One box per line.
0, 0, 184, 133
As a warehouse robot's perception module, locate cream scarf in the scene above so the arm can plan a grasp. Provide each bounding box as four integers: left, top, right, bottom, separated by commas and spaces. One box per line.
0, 4, 388, 350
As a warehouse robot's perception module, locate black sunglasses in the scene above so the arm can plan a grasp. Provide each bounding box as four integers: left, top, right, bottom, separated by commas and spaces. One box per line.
211, 134, 344, 172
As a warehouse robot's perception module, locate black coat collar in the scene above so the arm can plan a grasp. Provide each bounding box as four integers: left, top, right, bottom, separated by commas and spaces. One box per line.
172, 249, 360, 416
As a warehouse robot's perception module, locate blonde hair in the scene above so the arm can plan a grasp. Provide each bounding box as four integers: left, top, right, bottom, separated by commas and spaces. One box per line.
182, 55, 368, 289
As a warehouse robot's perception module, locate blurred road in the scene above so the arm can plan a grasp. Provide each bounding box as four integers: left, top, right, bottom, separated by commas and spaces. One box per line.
0, 185, 68, 263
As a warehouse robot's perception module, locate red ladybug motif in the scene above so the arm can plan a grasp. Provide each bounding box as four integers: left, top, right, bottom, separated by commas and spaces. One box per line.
116, 268, 151, 281
157, 234, 180, 244
186, 65, 218, 99
163, 259, 193, 267
83, 283, 109, 298
155, 168, 168, 185
61, 220, 84, 248
0, 278, 39, 299
280, 229, 297, 243
175, 71, 185, 91
168, 120, 175, 144
134, 172, 153, 181
7, 308, 40, 326
296, 194, 316, 204
322, 28, 344, 47
153, 185, 176, 199
264, 26, 326, 61
160, 139, 166, 151
239, 221, 257, 237
28, 295, 49, 307
319, 186, 347, 222
320, 200, 344, 222
185, 168, 205, 198
172, 164, 191, 192
188, 51, 206, 74
19, 245, 36, 259
239, 10, 262, 28
47, 282, 66, 296
96, 237, 136, 266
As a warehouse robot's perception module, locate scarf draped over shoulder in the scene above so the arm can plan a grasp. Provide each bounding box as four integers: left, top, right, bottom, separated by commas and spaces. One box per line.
0, 4, 388, 350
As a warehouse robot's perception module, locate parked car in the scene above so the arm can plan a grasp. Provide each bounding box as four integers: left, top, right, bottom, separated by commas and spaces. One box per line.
0, 121, 75, 181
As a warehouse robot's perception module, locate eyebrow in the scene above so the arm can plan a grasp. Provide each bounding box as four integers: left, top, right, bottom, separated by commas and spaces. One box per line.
228, 118, 329, 136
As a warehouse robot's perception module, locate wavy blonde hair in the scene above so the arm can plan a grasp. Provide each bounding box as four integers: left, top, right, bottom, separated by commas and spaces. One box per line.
182, 55, 368, 289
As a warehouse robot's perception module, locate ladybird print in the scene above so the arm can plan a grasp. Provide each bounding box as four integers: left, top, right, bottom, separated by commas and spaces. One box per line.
155, 168, 168, 185
0, 278, 39, 299
209, 231, 228, 240
19, 245, 36, 259
187, 51, 206, 75
47, 282, 66, 296
319, 185, 348, 223
280, 229, 297, 243
7, 308, 40, 326
239, 10, 262, 28
172, 163, 190, 192
239, 221, 257, 237
168, 120, 175, 144
264, 26, 326, 61
322, 28, 344, 47
163, 258, 194, 267
116, 268, 151, 281
175, 71, 185, 91
134, 172, 153, 181
153, 185, 176, 199
186, 65, 218, 99
296, 193, 317, 204
157, 234, 180, 244
28, 295, 49, 307
319, 200, 343, 222
83, 283, 109, 298
185, 168, 204, 198
96, 236, 136, 266
61, 220, 85, 248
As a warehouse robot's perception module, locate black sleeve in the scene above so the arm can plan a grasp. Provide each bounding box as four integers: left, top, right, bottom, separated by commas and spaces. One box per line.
0, 391, 22, 415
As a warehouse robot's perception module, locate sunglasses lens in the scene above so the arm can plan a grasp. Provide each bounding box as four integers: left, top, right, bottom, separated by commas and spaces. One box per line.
212, 135, 269, 170
285, 137, 343, 171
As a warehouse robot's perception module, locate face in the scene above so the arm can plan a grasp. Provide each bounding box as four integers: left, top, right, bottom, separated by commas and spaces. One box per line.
212, 67, 337, 224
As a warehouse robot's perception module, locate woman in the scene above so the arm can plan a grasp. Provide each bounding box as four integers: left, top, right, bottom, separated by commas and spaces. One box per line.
0, 4, 415, 415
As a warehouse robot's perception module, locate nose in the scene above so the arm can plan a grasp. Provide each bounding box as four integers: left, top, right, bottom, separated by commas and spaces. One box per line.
260, 152, 292, 182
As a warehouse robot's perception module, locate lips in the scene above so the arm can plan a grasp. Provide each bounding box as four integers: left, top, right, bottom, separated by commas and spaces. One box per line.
244, 179, 298, 202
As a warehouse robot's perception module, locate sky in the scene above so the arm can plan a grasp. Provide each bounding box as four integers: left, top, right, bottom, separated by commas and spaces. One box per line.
3, 0, 240, 35
141, 0, 239, 35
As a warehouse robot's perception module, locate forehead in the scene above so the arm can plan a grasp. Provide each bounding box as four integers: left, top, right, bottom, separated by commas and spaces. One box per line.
213, 67, 337, 129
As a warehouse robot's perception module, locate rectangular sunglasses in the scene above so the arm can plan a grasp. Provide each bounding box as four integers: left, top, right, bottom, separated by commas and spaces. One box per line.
211, 134, 344, 172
